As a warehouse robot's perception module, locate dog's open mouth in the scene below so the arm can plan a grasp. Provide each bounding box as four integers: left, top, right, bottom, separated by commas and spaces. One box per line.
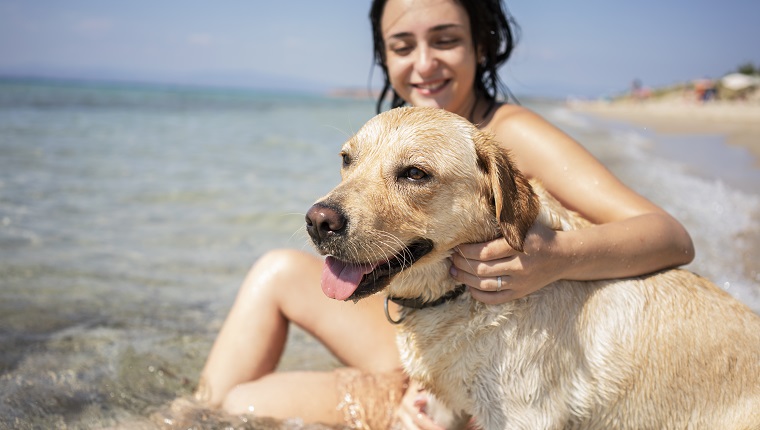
321, 239, 434, 301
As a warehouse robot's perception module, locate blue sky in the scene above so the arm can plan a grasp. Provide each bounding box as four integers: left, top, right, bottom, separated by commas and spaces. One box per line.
1, 0, 758, 98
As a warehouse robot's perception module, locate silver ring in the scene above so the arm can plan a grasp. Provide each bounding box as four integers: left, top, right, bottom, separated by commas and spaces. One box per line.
496, 275, 502, 292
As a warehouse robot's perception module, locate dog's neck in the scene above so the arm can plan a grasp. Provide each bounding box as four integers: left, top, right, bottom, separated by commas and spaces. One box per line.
383, 255, 468, 325
389, 284, 467, 309
387, 257, 458, 301
384, 284, 467, 325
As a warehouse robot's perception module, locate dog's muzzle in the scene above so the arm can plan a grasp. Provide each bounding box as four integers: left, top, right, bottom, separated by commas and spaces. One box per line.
306, 202, 435, 302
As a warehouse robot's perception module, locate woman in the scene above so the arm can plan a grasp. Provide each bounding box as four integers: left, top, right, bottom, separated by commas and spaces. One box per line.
196, 0, 695, 427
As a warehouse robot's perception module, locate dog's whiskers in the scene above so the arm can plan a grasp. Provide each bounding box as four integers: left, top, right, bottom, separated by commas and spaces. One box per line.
453, 245, 485, 282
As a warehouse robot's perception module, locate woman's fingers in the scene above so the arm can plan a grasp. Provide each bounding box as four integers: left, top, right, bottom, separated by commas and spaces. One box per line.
454, 237, 515, 261
450, 251, 515, 278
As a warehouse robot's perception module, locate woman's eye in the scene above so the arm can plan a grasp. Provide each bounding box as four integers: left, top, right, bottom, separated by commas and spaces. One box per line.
387, 40, 413, 56
390, 46, 412, 56
434, 38, 460, 48
404, 167, 428, 181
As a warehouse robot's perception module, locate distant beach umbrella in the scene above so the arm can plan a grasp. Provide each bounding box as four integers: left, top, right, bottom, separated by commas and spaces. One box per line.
721, 73, 758, 90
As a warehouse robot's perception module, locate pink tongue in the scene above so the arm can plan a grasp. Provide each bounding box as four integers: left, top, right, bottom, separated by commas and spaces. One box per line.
321, 256, 376, 301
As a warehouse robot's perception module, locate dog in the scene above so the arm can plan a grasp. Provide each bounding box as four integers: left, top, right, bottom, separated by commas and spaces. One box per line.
305, 106, 760, 429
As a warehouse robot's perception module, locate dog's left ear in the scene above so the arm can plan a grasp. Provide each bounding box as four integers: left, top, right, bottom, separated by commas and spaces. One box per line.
475, 134, 539, 252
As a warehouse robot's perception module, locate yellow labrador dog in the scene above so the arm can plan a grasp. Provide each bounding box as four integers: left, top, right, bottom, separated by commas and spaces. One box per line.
305, 107, 760, 429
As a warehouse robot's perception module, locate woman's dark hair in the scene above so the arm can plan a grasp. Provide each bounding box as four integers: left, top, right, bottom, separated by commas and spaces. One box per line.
369, 0, 519, 115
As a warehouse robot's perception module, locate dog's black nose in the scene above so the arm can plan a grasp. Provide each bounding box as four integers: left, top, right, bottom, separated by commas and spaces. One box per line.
305, 203, 346, 243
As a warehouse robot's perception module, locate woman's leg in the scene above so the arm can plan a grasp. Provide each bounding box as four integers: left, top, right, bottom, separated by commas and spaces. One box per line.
222, 371, 345, 423
196, 249, 401, 421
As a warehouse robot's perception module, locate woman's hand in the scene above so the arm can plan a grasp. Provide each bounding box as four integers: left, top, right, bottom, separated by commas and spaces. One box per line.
393, 381, 447, 430
450, 222, 564, 305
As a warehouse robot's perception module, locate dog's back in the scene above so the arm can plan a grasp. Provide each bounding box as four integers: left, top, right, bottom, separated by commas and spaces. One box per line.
537, 181, 760, 426
538, 183, 760, 427
566, 269, 760, 428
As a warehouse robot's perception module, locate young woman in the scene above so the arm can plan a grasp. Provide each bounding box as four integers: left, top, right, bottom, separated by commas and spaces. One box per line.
196, 0, 695, 427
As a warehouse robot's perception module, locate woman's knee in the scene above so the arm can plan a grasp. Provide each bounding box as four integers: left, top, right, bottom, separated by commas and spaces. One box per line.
239, 249, 321, 301
254, 249, 314, 276
221, 382, 259, 415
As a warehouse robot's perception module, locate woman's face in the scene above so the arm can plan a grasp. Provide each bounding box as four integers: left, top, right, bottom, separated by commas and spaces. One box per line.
381, 0, 478, 117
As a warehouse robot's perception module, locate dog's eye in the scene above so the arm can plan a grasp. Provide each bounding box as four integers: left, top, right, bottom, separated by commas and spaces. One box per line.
403, 167, 428, 181
341, 152, 351, 167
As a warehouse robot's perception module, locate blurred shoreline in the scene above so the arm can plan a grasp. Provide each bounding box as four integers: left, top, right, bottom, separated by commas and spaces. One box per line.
568, 99, 760, 167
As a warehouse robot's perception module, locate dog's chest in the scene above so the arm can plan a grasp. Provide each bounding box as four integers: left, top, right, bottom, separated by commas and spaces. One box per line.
397, 300, 523, 411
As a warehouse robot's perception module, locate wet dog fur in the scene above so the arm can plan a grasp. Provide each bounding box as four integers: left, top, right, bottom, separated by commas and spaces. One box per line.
306, 107, 760, 429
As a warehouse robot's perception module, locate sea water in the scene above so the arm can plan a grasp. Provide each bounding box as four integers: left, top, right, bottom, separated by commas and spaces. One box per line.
1, 79, 758, 428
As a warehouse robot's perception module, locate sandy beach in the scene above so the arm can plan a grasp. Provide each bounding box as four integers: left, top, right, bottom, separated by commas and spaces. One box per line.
569, 99, 760, 166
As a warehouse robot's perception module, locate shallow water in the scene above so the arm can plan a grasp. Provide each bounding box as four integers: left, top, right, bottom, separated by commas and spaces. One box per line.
1, 79, 758, 428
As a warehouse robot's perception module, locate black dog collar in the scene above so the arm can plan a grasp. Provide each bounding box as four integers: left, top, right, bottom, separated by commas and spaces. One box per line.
384, 285, 467, 325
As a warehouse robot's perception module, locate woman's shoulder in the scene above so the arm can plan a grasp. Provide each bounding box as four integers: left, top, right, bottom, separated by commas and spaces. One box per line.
484, 103, 556, 142
483, 102, 589, 179
492, 102, 530, 118
489, 103, 548, 125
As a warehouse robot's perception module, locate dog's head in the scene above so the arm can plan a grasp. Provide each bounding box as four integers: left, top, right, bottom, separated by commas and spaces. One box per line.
306, 107, 539, 302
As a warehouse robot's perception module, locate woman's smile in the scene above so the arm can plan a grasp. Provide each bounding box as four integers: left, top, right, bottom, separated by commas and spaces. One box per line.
412, 78, 451, 95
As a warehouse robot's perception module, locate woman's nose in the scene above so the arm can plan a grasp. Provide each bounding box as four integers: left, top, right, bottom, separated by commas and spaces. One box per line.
414, 45, 438, 76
